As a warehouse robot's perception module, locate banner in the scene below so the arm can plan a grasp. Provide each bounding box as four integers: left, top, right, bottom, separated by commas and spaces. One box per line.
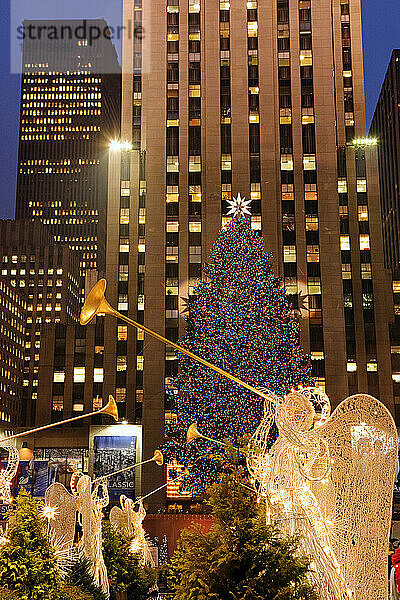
93, 435, 137, 501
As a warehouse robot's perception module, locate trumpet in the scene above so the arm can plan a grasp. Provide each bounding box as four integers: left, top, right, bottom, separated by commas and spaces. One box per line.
80, 279, 270, 402
0, 396, 118, 444
92, 449, 164, 484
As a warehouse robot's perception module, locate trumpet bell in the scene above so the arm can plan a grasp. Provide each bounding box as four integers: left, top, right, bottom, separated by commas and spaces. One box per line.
187, 422, 203, 443
101, 395, 119, 421
80, 279, 112, 326
152, 449, 164, 466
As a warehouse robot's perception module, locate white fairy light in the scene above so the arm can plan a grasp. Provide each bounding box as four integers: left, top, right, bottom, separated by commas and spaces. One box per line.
247, 389, 398, 600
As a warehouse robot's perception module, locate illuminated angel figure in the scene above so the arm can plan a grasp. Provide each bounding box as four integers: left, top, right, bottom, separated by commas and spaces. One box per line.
0, 442, 19, 504
110, 496, 155, 566
247, 388, 398, 600
71, 473, 109, 598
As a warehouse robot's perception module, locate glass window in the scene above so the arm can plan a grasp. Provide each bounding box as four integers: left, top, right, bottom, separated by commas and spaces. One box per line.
283, 245, 296, 262
74, 367, 85, 383
340, 235, 350, 251
359, 234, 370, 250
118, 325, 128, 340
53, 371, 65, 383
94, 368, 103, 383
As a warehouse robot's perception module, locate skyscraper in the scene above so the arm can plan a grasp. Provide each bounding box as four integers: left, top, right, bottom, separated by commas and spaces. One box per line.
370, 49, 400, 270
101, 0, 395, 505
16, 20, 121, 279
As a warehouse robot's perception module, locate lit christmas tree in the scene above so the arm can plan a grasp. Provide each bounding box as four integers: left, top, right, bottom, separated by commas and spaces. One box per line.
164, 197, 312, 493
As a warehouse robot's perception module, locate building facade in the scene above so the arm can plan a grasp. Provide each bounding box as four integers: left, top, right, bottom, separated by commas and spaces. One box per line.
99, 0, 396, 504
370, 49, 400, 270
16, 19, 121, 280
0, 280, 26, 428
0, 219, 81, 424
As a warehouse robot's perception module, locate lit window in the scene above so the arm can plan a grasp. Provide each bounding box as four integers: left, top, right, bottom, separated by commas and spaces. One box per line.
167, 185, 179, 202
94, 368, 103, 383
358, 205, 368, 221
340, 235, 350, 251
362, 263, 372, 279
52, 397, 63, 411
303, 154, 316, 170
221, 154, 232, 170
117, 357, 127, 371
189, 85, 200, 97
367, 362, 377, 372
74, 367, 85, 383
306, 245, 319, 263
120, 208, 130, 224
342, 264, 351, 279
118, 325, 128, 341
300, 50, 312, 66
306, 216, 318, 231
357, 179, 367, 193
53, 371, 65, 383
347, 362, 357, 372
189, 221, 201, 232
73, 404, 84, 412
116, 388, 127, 403
93, 396, 103, 410
137, 356, 144, 371
338, 179, 348, 194
393, 373, 400, 383
251, 215, 262, 230
283, 245, 296, 263
167, 156, 179, 172
308, 277, 321, 294
138, 294, 145, 310
119, 239, 129, 253
359, 234, 370, 250
281, 154, 293, 171
247, 21, 258, 37
167, 221, 179, 232
118, 295, 128, 311
189, 156, 201, 172
311, 352, 324, 361
285, 277, 297, 294
119, 265, 129, 281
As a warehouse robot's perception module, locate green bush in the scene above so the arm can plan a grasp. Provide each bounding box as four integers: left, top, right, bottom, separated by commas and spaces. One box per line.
66, 557, 107, 600
0, 584, 94, 600
102, 521, 155, 600
0, 489, 61, 600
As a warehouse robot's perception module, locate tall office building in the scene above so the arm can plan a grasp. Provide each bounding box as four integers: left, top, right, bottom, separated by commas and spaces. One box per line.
99, 0, 395, 505
16, 19, 121, 278
0, 281, 26, 428
370, 49, 400, 270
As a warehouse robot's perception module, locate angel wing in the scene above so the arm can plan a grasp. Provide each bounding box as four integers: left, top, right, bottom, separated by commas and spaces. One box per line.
316, 394, 398, 600
44, 482, 77, 548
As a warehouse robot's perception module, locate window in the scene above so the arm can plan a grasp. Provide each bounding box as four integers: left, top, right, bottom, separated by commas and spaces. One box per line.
307, 245, 319, 262
117, 357, 127, 371
338, 179, 348, 194
120, 208, 130, 224
73, 404, 84, 412
189, 221, 201, 232
189, 156, 201, 172
52, 396, 63, 411
167, 156, 179, 172
358, 205, 368, 221
74, 367, 85, 383
342, 264, 351, 279
118, 325, 128, 341
308, 277, 321, 294
118, 295, 128, 311
283, 245, 296, 262
221, 154, 232, 170
119, 265, 129, 281
340, 235, 350, 251
357, 179, 367, 193
347, 362, 357, 372
167, 221, 179, 232
306, 216, 318, 231
137, 356, 144, 370
281, 154, 293, 170
367, 362, 377, 372
303, 154, 316, 170
362, 264, 372, 279
119, 239, 129, 253
53, 371, 65, 383
359, 234, 370, 250
94, 368, 103, 383
116, 388, 127, 403
251, 215, 262, 230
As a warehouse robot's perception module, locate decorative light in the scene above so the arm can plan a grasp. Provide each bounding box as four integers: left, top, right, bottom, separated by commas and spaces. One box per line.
352, 137, 378, 147
19, 441, 33, 461
226, 193, 252, 217
109, 140, 122, 151
109, 140, 133, 152
110, 496, 155, 566
247, 389, 398, 600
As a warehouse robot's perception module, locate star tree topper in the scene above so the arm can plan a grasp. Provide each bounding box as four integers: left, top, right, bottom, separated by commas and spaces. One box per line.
227, 193, 252, 217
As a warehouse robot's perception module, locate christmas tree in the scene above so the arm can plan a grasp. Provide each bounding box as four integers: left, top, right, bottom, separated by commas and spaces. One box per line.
164, 199, 312, 493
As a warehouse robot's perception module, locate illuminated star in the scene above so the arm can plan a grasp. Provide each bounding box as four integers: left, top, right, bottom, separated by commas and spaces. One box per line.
227, 194, 252, 217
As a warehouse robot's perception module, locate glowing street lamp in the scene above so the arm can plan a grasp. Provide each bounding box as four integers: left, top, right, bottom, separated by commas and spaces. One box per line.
109, 140, 133, 152
352, 137, 378, 148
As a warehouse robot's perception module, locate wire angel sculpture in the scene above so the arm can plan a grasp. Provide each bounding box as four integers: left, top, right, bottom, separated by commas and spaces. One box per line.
110, 495, 155, 566
0, 442, 19, 504
44, 482, 77, 548
72, 473, 110, 598
247, 388, 398, 600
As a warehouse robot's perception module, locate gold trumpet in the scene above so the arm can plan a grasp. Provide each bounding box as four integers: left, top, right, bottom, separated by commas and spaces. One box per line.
92, 449, 164, 484
186, 422, 236, 449
81, 279, 270, 402
0, 396, 118, 444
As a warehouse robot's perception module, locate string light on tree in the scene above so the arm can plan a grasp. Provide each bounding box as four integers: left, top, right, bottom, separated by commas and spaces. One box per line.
164, 209, 312, 493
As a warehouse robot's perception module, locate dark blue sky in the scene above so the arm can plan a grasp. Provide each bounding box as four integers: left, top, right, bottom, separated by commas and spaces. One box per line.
0, 0, 399, 220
